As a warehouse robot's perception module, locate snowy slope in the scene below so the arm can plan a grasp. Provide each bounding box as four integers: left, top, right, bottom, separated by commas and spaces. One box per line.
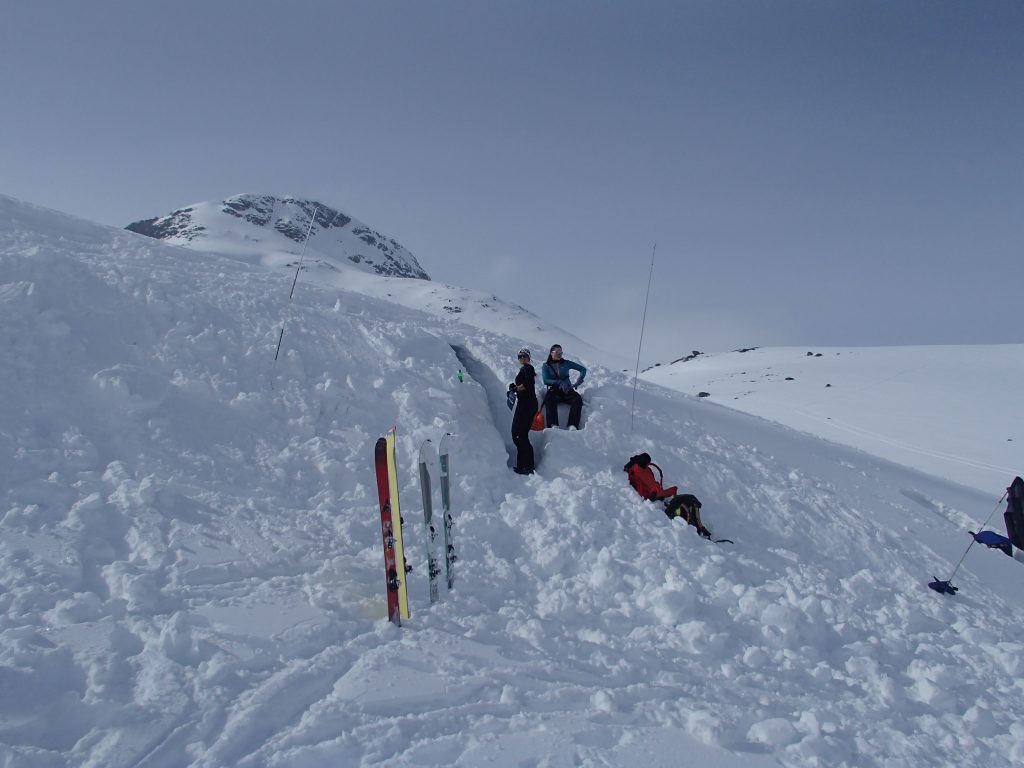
643, 346, 1024, 493
126, 193, 622, 371
2, 194, 1023, 768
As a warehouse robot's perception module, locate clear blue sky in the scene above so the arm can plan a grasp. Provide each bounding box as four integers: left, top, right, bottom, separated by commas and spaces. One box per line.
2, 1, 1021, 363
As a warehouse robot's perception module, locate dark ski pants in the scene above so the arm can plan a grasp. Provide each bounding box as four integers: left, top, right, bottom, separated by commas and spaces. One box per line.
1007, 511, 1024, 550
664, 494, 711, 538
1006, 477, 1024, 549
1006, 511, 1024, 550
511, 405, 535, 473
545, 387, 583, 429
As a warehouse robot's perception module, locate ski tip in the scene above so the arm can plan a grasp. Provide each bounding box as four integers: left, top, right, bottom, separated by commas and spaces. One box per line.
419, 439, 439, 463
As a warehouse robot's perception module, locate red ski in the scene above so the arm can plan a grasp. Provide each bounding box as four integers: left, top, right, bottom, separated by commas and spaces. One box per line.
374, 436, 402, 624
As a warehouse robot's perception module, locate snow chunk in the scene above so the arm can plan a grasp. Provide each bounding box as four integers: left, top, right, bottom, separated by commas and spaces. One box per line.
747, 717, 799, 747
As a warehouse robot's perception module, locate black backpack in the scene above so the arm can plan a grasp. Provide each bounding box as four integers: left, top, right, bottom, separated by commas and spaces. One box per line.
623, 452, 652, 471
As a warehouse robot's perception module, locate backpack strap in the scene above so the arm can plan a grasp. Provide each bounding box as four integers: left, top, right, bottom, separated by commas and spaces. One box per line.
649, 462, 664, 486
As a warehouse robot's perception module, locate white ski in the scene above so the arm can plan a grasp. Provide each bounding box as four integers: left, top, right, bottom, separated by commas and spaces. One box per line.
438, 433, 456, 591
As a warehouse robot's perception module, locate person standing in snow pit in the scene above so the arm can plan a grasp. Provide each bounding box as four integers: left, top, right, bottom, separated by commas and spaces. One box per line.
541, 344, 586, 430
510, 348, 538, 475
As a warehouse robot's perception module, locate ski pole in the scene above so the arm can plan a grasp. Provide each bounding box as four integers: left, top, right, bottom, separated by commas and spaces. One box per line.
929, 489, 1008, 594
630, 243, 656, 432
275, 206, 320, 361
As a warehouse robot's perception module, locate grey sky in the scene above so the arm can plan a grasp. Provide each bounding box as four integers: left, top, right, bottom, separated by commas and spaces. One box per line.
3, 1, 1021, 365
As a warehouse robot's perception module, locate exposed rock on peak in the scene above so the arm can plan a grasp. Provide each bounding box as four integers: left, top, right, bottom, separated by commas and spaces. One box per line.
127, 193, 429, 280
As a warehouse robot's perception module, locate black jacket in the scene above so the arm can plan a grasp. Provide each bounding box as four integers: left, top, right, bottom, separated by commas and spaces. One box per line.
514, 363, 538, 410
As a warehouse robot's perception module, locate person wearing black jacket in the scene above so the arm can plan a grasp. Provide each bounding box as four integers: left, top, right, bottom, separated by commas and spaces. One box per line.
510, 348, 537, 474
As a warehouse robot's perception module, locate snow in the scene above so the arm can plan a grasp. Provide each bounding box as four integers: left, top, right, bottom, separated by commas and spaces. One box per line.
2, 193, 1023, 767
642, 346, 1023, 493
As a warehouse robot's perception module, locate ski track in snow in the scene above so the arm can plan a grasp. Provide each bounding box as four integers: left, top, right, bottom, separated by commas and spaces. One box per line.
2, 195, 1023, 767
791, 410, 1019, 478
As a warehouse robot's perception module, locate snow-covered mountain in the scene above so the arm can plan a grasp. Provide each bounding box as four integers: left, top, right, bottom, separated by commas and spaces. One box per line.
643, 346, 1024, 494
125, 192, 620, 370
2, 193, 1023, 768
127, 193, 430, 279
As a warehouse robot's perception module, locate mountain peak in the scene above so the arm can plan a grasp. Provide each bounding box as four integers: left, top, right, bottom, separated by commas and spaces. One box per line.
126, 193, 430, 280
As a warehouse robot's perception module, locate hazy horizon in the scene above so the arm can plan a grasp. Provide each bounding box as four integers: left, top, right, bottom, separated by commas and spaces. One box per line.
3, 1, 1021, 363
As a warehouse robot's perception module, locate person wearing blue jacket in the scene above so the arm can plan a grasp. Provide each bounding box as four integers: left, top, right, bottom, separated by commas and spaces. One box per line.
541, 344, 586, 429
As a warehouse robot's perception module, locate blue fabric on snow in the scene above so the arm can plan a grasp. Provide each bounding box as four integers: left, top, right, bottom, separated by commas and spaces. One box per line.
971, 529, 1014, 556
972, 530, 1013, 548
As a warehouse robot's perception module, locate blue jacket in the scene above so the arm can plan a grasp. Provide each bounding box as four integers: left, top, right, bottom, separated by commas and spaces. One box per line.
541, 359, 586, 388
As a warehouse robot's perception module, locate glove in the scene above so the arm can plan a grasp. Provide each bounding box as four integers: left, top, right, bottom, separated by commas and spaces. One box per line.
559, 380, 572, 394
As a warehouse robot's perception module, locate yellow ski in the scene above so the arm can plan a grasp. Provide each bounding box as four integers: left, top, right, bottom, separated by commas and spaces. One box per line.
385, 428, 411, 619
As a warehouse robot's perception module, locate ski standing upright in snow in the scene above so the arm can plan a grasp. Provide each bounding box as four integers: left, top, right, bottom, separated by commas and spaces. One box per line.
439, 433, 456, 591
374, 437, 401, 624
374, 428, 411, 623
419, 439, 441, 605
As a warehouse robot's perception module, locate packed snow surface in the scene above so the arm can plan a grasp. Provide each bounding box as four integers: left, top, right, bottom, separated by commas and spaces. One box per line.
643, 346, 1023, 493
1, 194, 1022, 767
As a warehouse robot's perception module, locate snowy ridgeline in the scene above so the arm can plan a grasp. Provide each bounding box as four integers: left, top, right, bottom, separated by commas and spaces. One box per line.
1, 193, 1023, 767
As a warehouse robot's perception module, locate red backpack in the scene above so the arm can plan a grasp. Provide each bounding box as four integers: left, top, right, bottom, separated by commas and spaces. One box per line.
624, 453, 677, 501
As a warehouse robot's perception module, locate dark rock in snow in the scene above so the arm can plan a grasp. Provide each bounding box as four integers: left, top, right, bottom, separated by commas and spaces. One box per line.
127, 193, 429, 280
672, 350, 703, 364
127, 208, 205, 241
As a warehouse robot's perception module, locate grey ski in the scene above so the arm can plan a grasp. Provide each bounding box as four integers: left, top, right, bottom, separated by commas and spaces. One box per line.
438, 433, 456, 591
419, 439, 441, 604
